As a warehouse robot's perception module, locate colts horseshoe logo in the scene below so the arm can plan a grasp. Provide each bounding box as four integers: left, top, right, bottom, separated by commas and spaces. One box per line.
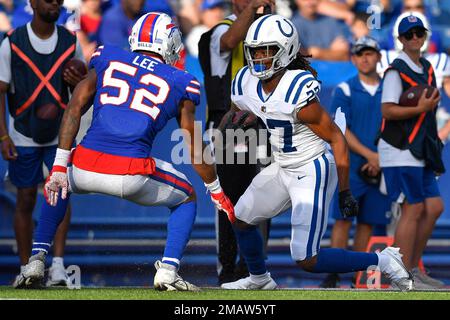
276, 19, 293, 37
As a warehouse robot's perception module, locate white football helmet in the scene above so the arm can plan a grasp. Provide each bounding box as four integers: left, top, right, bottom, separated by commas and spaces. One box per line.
129, 12, 183, 65
393, 11, 431, 53
244, 14, 300, 80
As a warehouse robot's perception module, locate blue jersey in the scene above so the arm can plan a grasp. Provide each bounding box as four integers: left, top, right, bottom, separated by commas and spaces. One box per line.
81, 45, 200, 159
330, 76, 382, 195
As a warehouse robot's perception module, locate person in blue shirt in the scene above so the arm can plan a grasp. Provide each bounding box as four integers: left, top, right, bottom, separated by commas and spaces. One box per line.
320, 37, 392, 288
96, 0, 146, 49
291, 0, 351, 61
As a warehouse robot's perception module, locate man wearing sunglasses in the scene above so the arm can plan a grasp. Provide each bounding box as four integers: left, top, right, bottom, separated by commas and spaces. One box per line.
0, 0, 85, 288
378, 13, 445, 290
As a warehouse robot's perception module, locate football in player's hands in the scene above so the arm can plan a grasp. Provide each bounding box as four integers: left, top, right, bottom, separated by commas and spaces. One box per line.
218, 110, 258, 132
339, 189, 359, 218
399, 84, 435, 107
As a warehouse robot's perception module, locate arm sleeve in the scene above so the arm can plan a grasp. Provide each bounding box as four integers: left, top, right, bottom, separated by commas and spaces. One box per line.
88, 45, 105, 71
293, 76, 321, 113
230, 67, 249, 111
381, 69, 402, 104
0, 37, 11, 84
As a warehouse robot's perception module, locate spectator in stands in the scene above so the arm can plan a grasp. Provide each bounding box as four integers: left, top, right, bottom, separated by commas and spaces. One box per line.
0, 0, 86, 288
0, 0, 12, 32
320, 37, 392, 288
350, 12, 370, 40
78, 0, 102, 62
379, 13, 445, 289
198, 0, 275, 285
185, 0, 227, 57
291, 0, 351, 61
379, 0, 445, 53
97, 0, 146, 49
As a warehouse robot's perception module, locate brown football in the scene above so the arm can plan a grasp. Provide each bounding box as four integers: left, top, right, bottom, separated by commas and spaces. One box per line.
63, 58, 87, 84
36, 103, 59, 120
399, 84, 435, 106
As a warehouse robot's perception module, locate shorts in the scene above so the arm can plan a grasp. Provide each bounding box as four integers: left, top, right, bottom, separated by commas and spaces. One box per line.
8, 146, 57, 188
68, 158, 192, 208
382, 166, 440, 204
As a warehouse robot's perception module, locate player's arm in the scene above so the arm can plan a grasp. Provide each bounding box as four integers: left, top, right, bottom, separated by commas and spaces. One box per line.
179, 99, 217, 183
45, 69, 97, 206
179, 99, 235, 222
58, 68, 96, 150
297, 99, 358, 217
297, 99, 350, 192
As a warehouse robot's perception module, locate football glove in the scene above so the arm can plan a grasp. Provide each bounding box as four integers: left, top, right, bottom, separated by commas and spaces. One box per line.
339, 189, 359, 218
210, 191, 235, 223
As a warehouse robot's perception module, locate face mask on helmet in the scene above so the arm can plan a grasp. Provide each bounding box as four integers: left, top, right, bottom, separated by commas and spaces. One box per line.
245, 44, 284, 80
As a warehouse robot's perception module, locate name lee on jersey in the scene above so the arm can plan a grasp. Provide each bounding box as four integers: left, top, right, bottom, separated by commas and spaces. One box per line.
132, 56, 159, 72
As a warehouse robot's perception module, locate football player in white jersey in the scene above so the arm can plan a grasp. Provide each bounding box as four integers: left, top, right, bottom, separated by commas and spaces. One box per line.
220, 14, 413, 291
377, 11, 450, 142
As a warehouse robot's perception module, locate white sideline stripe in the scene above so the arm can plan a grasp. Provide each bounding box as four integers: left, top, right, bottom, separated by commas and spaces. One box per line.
2, 238, 450, 247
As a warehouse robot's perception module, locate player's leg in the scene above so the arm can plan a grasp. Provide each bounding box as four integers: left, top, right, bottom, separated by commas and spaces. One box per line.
221, 162, 290, 290
320, 194, 352, 288
14, 164, 74, 289
290, 154, 412, 291
43, 146, 72, 286
124, 158, 199, 290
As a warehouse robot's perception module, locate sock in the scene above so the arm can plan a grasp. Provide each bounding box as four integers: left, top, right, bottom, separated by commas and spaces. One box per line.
312, 248, 379, 273
31, 194, 70, 256
234, 225, 267, 275
162, 201, 197, 268
52, 257, 64, 267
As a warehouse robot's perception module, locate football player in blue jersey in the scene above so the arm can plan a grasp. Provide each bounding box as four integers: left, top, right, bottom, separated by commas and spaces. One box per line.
15, 12, 234, 291
220, 14, 413, 291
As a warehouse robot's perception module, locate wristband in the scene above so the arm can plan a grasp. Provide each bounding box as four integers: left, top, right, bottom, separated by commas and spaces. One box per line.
53, 148, 71, 168
204, 177, 222, 194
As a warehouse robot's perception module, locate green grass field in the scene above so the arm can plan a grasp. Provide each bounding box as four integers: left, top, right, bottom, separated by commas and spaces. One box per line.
1, 287, 450, 300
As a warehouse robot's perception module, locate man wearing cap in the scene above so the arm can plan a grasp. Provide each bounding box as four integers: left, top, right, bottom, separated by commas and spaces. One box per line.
379, 13, 445, 289
320, 37, 392, 288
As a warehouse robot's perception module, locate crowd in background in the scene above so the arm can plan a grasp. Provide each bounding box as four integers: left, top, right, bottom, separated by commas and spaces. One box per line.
1, 0, 449, 63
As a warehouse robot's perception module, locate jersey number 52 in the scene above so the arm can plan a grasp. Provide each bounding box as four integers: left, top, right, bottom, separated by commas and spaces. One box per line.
99, 61, 170, 120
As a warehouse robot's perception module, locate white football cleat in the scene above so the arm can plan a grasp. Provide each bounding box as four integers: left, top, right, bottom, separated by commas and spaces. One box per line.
14, 252, 46, 289
378, 247, 414, 291
153, 260, 200, 291
221, 274, 278, 290
46, 264, 69, 287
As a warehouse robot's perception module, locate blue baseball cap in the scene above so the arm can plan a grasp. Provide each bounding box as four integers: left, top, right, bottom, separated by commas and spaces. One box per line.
398, 14, 428, 35
201, 0, 226, 10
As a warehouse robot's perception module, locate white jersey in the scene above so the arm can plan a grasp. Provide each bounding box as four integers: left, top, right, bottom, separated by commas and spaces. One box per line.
231, 67, 326, 170
378, 49, 450, 89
